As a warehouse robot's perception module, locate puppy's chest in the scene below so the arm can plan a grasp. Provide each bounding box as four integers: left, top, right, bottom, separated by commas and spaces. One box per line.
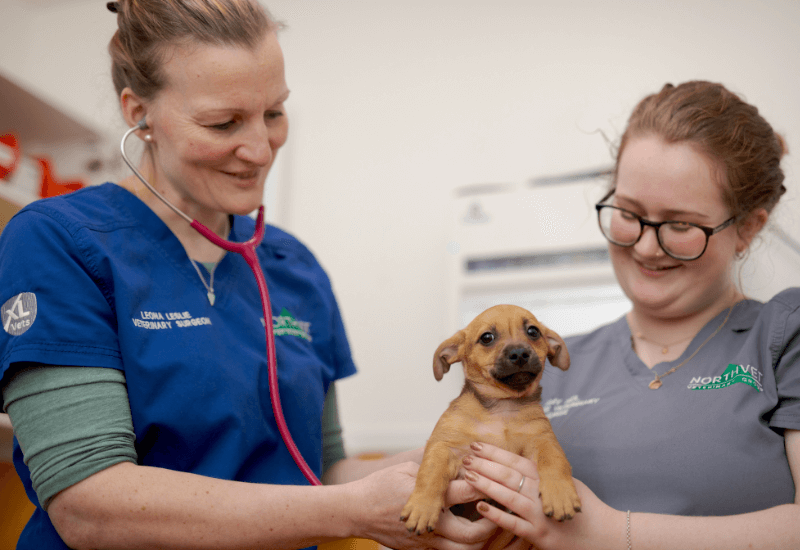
473, 417, 519, 448
462, 403, 534, 453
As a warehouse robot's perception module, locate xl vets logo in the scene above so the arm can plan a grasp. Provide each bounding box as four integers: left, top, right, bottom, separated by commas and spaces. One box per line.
2, 292, 37, 336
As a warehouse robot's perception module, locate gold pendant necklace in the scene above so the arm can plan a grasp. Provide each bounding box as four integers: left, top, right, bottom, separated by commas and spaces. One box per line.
645, 303, 736, 390
633, 332, 692, 355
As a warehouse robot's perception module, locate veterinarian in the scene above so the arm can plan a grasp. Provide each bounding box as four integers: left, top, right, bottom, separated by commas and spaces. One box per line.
0, 1, 496, 549
460, 81, 800, 549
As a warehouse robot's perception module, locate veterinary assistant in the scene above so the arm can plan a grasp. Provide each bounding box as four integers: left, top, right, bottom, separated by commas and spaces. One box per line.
460, 80, 800, 550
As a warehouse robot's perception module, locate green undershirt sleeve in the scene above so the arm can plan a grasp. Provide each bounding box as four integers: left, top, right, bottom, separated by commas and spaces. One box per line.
3, 364, 346, 507
321, 383, 346, 474
2, 365, 137, 510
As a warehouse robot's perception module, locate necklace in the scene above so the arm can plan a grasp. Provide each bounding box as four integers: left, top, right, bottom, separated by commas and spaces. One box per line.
189, 258, 219, 306
646, 303, 736, 390
632, 332, 693, 355
186, 219, 230, 307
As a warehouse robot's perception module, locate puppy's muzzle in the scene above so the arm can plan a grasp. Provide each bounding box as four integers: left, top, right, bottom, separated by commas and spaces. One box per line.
492, 345, 542, 391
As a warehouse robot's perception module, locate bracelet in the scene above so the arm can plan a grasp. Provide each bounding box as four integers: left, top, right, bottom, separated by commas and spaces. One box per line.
626, 510, 632, 550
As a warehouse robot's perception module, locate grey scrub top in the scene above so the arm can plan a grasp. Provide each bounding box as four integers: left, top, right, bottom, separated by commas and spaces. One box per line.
541, 287, 800, 516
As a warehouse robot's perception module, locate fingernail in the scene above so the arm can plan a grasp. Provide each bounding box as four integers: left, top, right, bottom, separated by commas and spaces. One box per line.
470, 442, 483, 452
464, 471, 478, 482
462, 455, 473, 466
477, 501, 490, 513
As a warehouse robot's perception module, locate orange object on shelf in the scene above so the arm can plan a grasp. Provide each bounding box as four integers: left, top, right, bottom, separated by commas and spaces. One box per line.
0, 462, 35, 550
36, 157, 85, 199
0, 134, 21, 181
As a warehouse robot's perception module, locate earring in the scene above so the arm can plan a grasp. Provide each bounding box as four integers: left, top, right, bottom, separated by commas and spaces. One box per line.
143, 134, 152, 142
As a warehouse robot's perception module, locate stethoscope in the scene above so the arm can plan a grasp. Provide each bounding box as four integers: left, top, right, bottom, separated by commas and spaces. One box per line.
121, 118, 321, 486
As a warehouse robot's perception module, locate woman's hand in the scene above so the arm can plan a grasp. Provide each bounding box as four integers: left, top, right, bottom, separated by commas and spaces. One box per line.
348, 460, 498, 550
461, 443, 625, 550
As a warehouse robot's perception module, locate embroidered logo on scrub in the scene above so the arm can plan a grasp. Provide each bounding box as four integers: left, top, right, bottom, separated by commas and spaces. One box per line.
689, 363, 763, 392
2, 292, 37, 336
272, 308, 312, 341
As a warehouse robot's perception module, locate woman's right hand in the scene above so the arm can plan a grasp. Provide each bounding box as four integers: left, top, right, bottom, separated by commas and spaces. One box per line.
348, 461, 498, 550
461, 443, 622, 550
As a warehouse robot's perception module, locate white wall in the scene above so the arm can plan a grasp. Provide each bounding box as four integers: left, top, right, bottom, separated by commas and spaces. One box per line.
2, 0, 799, 453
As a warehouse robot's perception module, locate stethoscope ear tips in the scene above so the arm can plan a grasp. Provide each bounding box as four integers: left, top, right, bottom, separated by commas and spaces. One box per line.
137, 118, 149, 131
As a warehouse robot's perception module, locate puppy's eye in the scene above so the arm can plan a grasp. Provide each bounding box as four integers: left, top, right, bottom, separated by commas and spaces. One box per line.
527, 326, 541, 339
479, 332, 495, 345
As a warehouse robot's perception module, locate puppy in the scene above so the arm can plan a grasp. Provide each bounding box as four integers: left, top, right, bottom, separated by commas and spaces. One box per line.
400, 304, 581, 535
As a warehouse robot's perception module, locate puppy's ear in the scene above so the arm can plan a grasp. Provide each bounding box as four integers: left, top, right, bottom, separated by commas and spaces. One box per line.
433, 331, 466, 381
545, 329, 570, 371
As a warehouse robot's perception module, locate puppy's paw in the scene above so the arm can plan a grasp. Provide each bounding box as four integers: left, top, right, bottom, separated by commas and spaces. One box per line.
400, 494, 443, 535
539, 477, 581, 521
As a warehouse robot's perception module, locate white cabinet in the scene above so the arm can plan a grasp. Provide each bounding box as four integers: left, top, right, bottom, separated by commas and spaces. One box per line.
445, 172, 632, 338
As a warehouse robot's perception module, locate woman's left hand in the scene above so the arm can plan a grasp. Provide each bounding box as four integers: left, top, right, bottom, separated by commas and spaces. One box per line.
347, 460, 498, 550
461, 443, 626, 550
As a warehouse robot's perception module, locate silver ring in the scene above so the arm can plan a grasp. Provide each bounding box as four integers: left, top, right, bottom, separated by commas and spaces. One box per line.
517, 475, 526, 493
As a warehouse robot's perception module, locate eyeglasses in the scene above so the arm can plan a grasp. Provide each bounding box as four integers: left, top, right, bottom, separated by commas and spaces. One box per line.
595, 191, 736, 261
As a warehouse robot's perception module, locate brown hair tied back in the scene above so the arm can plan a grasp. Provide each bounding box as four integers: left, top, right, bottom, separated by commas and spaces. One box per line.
108, 0, 277, 101
615, 81, 788, 223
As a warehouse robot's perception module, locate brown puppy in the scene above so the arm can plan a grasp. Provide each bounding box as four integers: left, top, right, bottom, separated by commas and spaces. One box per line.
400, 304, 581, 535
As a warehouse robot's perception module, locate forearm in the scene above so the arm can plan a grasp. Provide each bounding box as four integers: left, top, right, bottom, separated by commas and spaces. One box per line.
463, 442, 800, 550
50, 461, 359, 550
323, 447, 424, 485
626, 430, 800, 550
0, 413, 13, 463
626, 504, 800, 550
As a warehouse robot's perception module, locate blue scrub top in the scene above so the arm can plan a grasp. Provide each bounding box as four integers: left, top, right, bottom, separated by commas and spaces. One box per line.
0, 183, 357, 548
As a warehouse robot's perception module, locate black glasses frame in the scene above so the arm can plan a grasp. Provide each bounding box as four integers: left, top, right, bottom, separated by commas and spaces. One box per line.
594, 190, 736, 261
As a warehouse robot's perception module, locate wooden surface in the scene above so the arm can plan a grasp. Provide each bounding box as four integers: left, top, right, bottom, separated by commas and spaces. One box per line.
319, 537, 381, 550
0, 462, 35, 550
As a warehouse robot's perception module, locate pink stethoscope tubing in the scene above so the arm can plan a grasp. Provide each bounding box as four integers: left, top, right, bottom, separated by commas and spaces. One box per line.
121, 121, 321, 486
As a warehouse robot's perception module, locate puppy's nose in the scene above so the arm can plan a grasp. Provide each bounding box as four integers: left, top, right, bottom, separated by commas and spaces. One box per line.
506, 346, 531, 366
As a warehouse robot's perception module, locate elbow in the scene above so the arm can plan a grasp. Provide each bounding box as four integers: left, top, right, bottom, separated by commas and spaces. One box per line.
47, 464, 134, 550
47, 461, 136, 548
48, 489, 104, 550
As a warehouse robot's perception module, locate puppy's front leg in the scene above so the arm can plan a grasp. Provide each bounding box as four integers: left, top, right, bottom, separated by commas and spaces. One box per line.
401, 440, 461, 534
527, 434, 581, 521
